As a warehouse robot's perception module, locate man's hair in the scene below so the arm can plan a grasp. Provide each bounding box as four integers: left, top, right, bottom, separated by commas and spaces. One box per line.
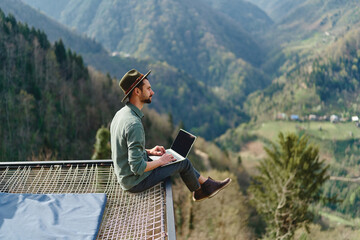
128, 80, 145, 99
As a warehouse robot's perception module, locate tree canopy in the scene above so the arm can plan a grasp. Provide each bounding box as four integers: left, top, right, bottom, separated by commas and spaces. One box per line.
249, 132, 330, 240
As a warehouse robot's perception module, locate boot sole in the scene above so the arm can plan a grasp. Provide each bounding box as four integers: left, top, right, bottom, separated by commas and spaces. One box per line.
192, 178, 232, 202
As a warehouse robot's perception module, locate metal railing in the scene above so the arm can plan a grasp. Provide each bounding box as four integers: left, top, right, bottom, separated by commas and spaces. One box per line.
0, 160, 176, 240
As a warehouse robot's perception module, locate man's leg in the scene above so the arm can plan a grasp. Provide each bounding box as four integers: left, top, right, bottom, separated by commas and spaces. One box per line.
128, 159, 200, 193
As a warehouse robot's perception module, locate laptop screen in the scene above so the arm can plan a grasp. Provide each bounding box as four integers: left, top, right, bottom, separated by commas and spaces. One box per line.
171, 129, 196, 157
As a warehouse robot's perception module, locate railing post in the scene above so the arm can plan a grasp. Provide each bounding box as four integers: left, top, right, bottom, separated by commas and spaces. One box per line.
165, 178, 176, 240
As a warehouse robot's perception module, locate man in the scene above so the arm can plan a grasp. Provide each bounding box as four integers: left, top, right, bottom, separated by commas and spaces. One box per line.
110, 69, 231, 201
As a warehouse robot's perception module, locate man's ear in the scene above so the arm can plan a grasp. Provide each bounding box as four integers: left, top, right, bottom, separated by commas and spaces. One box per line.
134, 87, 141, 96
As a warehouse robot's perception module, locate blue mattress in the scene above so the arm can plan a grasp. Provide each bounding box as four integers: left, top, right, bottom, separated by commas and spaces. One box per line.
0, 192, 107, 240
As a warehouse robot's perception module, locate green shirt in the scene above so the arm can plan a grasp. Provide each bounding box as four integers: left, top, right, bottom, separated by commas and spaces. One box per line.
110, 103, 151, 190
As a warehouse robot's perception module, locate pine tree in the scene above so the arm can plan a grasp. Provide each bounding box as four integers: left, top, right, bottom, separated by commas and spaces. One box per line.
249, 132, 329, 240
92, 126, 111, 160
54, 39, 66, 64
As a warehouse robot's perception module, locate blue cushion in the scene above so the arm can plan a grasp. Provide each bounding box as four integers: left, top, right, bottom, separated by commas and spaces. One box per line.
0, 192, 107, 240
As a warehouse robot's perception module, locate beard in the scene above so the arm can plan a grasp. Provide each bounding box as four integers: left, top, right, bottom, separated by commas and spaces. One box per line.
140, 94, 152, 104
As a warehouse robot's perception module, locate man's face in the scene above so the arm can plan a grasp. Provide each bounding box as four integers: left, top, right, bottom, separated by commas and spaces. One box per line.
138, 79, 154, 104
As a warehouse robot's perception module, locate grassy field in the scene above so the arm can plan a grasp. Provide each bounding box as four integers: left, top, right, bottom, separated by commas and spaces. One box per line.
294, 223, 360, 240
220, 120, 360, 238
319, 211, 360, 227
253, 121, 360, 141
229, 120, 360, 175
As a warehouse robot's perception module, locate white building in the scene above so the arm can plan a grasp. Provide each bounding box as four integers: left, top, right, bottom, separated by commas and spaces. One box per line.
309, 114, 317, 121
352, 116, 359, 122
330, 115, 339, 123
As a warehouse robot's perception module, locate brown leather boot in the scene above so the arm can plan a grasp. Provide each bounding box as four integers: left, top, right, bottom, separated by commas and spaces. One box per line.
192, 177, 231, 202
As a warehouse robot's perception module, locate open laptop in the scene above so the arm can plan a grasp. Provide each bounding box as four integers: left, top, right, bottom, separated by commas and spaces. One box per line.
149, 129, 197, 166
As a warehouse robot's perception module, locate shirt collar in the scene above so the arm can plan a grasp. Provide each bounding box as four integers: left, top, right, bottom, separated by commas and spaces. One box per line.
126, 102, 144, 119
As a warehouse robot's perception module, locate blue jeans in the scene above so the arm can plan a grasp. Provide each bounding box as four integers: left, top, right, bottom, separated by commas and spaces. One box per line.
128, 158, 201, 193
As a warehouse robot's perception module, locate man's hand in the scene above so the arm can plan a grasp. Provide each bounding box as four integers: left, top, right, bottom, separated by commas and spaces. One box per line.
158, 153, 176, 166
144, 153, 176, 172
147, 145, 166, 156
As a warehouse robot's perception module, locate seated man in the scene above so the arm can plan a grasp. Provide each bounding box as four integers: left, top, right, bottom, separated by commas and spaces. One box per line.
110, 69, 231, 201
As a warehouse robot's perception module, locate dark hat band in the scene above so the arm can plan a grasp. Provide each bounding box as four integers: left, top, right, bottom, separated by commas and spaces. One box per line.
125, 74, 144, 95
120, 69, 151, 102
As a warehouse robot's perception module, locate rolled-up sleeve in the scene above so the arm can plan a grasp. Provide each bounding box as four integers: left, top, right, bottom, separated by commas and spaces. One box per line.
126, 123, 147, 175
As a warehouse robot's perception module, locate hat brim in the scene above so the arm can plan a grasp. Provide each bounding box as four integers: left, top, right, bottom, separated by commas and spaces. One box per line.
121, 70, 151, 102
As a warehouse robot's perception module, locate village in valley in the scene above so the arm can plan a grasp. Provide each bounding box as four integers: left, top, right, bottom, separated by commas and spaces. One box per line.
276, 112, 360, 126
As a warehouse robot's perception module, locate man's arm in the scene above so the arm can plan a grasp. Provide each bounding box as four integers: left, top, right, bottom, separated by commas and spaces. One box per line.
126, 123, 149, 175
144, 153, 175, 172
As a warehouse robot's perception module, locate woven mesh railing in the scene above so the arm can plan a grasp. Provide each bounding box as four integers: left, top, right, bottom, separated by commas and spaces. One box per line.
0, 161, 171, 240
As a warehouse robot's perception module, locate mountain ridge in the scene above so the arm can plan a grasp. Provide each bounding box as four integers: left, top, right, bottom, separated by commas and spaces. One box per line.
0, 0, 250, 139
204, 0, 274, 35
22, 0, 272, 103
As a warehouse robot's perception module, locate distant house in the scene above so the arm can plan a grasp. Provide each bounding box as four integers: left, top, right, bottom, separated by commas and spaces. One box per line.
319, 115, 328, 121
352, 116, 359, 122
330, 114, 339, 123
340, 117, 349, 122
276, 112, 287, 120
309, 114, 317, 121
290, 115, 300, 121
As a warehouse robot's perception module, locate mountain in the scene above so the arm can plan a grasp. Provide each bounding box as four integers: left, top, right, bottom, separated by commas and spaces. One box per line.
243, 0, 360, 121
0, 0, 146, 77
245, 28, 360, 121
204, 0, 274, 35
250, 0, 360, 42
4, 1, 360, 236
21, 0, 71, 20
246, 0, 307, 22
276, 0, 360, 38
0, 0, 103, 55
217, 0, 360, 223
21, 0, 272, 105
0, 0, 250, 139
0, 13, 256, 239
24, 0, 264, 64
0, 9, 123, 161
11, 0, 360, 137
0, 8, 208, 162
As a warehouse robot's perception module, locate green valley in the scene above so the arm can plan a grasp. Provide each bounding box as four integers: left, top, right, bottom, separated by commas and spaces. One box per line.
217, 120, 360, 225
2, 0, 360, 238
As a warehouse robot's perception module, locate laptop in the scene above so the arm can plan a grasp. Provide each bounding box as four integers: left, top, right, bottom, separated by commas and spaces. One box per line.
149, 129, 197, 166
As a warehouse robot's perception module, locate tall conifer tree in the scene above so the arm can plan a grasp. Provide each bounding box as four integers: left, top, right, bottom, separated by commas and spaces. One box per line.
249, 132, 329, 240
92, 126, 111, 160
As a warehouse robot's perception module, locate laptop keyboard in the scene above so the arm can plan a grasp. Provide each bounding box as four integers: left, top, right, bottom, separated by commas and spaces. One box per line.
166, 149, 184, 161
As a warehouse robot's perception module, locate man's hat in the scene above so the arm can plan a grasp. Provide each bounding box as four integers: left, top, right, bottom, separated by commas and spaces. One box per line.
119, 69, 151, 102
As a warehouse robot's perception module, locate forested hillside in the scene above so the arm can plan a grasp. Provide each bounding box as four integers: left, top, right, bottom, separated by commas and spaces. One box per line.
0, 12, 254, 239
248, 0, 360, 76
0, 10, 174, 161
0, 9, 199, 162
22, 0, 272, 107
247, 0, 307, 22
241, 0, 360, 120
1, 0, 253, 139
18, 0, 360, 137
203, 0, 274, 35
245, 28, 360, 121
0, 8, 240, 164
240, 4, 360, 219
0, 10, 121, 161
217, 120, 360, 219
3, 0, 360, 238
0, 0, 104, 56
